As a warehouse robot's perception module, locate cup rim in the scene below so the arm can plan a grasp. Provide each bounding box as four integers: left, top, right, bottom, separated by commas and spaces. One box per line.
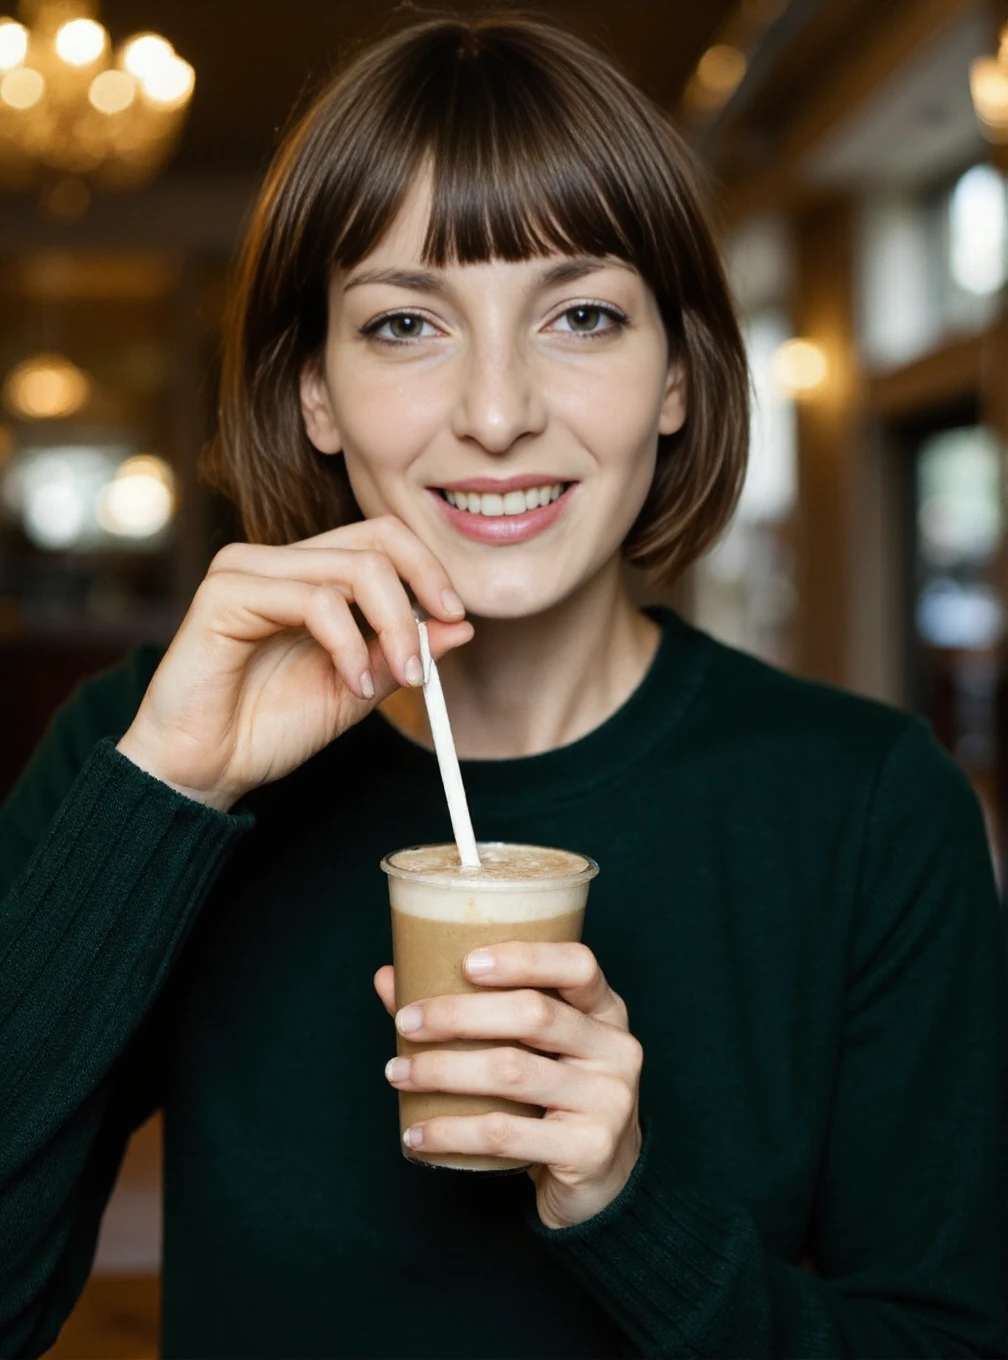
380, 841, 599, 890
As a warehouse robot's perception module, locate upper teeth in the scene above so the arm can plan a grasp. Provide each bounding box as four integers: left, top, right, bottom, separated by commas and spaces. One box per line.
443, 484, 566, 516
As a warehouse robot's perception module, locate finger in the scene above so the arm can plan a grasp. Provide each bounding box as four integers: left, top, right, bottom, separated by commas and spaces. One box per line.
295, 515, 467, 622
208, 535, 464, 638
402, 1110, 616, 1174
347, 549, 430, 688
385, 1044, 599, 1112
210, 543, 423, 689
373, 965, 396, 1016
394, 988, 604, 1060
303, 587, 375, 700
197, 570, 378, 700
364, 618, 474, 704
462, 942, 627, 1027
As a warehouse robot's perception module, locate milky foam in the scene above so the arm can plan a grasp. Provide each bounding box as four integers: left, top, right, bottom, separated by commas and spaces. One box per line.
383, 842, 597, 922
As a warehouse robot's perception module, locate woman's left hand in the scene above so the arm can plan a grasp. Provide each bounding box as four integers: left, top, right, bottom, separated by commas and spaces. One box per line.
373, 942, 644, 1230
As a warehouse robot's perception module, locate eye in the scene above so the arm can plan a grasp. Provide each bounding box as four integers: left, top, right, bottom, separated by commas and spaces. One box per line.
550, 303, 626, 338
362, 311, 439, 344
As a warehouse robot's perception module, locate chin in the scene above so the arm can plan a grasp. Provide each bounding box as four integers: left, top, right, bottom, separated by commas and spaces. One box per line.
453, 568, 584, 621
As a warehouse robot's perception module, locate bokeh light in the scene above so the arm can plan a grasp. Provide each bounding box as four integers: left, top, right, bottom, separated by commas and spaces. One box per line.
948, 164, 1008, 296
0, 65, 44, 110
120, 33, 174, 82
3, 355, 92, 420
0, 18, 27, 71
88, 68, 135, 115
95, 455, 176, 538
140, 55, 194, 108
771, 339, 828, 398
54, 18, 107, 67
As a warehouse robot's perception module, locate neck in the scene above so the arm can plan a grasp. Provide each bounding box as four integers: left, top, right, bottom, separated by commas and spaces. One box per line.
381, 557, 661, 759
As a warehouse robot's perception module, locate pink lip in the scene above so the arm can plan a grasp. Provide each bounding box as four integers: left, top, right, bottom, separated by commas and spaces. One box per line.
434, 474, 571, 494
429, 485, 574, 544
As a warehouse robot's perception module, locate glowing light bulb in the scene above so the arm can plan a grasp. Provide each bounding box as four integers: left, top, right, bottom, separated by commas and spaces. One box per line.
55, 18, 106, 67
120, 32, 174, 82
3, 354, 91, 419
0, 65, 43, 109
140, 54, 194, 108
771, 339, 828, 398
96, 454, 175, 538
0, 19, 28, 71
696, 45, 747, 99
970, 55, 1008, 136
88, 68, 135, 114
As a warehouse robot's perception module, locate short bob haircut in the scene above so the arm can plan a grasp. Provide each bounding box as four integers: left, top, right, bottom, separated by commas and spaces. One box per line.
203, 9, 750, 586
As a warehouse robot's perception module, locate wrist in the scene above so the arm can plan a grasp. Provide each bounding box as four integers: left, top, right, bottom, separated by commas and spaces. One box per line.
115, 728, 239, 814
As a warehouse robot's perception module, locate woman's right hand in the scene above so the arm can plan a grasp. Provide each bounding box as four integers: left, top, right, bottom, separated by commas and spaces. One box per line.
115, 516, 473, 812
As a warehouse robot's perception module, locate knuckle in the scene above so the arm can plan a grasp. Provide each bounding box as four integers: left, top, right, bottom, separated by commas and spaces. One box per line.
572, 943, 598, 984
621, 1033, 644, 1079
491, 1046, 531, 1089
584, 1122, 617, 1171
433, 997, 461, 1033
358, 548, 393, 582
309, 582, 342, 613
520, 990, 554, 1035
414, 1051, 444, 1088
375, 514, 408, 542
483, 1112, 518, 1152
208, 542, 243, 574
193, 572, 228, 611
608, 1079, 636, 1125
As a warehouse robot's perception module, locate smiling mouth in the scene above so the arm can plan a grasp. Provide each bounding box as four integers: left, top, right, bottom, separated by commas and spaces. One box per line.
434, 482, 572, 517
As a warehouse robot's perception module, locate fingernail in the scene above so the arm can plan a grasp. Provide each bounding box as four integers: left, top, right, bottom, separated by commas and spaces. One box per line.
403, 1126, 423, 1148
360, 670, 375, 700
396, 1006, 423, 1033
465, 950, 495, 976
385, 1057, 411, 1083
405, 655, 424, 687
441, 588, 465, 617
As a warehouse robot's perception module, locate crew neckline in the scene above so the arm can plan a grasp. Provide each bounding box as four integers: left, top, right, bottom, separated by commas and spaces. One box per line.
366, 606, 712, 809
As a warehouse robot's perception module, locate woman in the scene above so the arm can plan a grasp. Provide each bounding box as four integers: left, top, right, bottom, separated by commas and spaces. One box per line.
1, 12, 1004, 1359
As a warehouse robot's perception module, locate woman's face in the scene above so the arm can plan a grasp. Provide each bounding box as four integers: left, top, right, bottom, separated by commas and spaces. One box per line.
301, 175, 686, 619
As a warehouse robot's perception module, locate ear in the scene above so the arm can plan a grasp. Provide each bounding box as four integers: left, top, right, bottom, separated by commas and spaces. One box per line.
299, 358, 343, 454
658, 359, 688, 437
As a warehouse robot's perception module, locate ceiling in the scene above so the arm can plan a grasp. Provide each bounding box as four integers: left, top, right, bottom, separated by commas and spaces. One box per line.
94, 0, 740, 177
803, 5, 990, 189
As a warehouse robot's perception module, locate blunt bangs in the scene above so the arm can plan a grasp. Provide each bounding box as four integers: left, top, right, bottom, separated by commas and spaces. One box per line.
205, 11, 750, 585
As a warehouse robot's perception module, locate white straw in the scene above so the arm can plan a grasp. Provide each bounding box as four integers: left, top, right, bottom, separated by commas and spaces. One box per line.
416, 621, 481, 869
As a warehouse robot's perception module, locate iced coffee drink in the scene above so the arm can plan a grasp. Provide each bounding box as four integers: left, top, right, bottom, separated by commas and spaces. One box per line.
381, 842, 599, 1172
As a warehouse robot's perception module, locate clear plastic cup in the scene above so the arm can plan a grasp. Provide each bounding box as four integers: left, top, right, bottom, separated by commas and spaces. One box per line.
381, 841, 599, 1171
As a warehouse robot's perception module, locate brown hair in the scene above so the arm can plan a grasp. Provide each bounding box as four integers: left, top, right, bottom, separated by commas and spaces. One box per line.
202, 8, 750, 585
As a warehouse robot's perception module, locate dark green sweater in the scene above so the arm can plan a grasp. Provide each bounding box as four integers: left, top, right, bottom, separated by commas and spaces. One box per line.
0, 608, 1005, 1359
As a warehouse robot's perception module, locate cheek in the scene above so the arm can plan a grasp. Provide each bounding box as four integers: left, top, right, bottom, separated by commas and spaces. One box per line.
328, 359, 444, 493
554, 355, 665, 483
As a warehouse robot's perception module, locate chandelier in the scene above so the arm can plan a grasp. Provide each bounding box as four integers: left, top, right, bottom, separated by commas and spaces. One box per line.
0, 0, 194, 203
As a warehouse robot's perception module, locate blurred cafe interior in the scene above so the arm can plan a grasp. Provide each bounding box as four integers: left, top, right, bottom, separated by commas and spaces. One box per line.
1, 0, 1007, 1352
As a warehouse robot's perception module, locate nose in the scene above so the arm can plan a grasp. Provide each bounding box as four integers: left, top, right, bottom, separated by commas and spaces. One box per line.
450, 335, 547, 455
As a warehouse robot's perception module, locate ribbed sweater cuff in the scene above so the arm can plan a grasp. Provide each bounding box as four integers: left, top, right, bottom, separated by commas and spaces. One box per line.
525, 1119, 758, 1356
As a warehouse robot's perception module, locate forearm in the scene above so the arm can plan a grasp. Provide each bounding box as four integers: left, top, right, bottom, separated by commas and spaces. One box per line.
528, 1123, 1007, 1359
0, 737, 253, 1350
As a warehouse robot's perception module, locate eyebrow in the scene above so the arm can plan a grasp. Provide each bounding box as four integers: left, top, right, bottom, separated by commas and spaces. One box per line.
341, 255, 633, 295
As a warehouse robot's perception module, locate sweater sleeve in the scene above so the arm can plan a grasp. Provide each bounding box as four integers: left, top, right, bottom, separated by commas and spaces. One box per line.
526, 719, 1008, 1358
0, 653, 255, 1358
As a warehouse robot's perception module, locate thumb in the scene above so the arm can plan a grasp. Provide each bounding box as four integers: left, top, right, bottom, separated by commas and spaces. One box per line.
374, 964, 396, 1016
